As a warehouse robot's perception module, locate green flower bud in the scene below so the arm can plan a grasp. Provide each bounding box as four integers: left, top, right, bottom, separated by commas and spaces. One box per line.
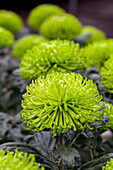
80, 26, 106, 44
20, 40, 83, 80
27, 4, 65, 30
100, 55, 113, 93
12, 35, 48, 60
0, 150, 45, 170
40, 14, 82, 40
21, 72, 104, 136
82, 40, 113, 68
0, 26, 14, 49
102, 158, 113, 170
0, 10, 23, 33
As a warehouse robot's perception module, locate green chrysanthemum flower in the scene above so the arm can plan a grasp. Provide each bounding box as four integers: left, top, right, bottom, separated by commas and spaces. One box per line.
20, 40, 83, 80
0, 26, 14, 49
80, 26, 106, 44
100, 55, 113, 93
21, 72, 104, 136
82, 40, 113, 68
100, 103, 113, 129
0, 150, 45, 170
102, 158, 113, 170
40, 14, 82, 40
12, 34, 48, 60
27, 4, 65, 30
0, 10, 23, 33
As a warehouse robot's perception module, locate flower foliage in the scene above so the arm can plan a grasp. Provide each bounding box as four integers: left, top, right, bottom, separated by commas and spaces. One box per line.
12, 35, 48, 60
102, 158, 113, 170
21, 72, 104, 136
27, 4, 65, 29
20, 40, 83, 80
0, 10, 23, 33
0, 26, 14, 49
100, 55, 113, 93
40, 14, 82, 40
0, 150, 45, 170
82, 40, 113, 68
80, 26, 106, 44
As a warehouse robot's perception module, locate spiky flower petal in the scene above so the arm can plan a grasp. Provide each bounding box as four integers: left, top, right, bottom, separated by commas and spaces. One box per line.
21, 72, 104, 136
80, 26, 106, 44
0, 150, 45, 170
102, 158, 113, 170
20, 40, 83, 80
27, 4, 65, 29
100, 103, 113, 129
0, 10, 23, 33
12, 35, 48, 60
82, 40, 113, 68
0, 26, 14, 49
40, 14, 82, 40
100, 55, 113, 93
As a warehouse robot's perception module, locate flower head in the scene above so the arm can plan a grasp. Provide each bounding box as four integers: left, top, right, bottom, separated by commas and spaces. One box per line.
0, 26, 14, 49
27, 4, 65, 30
0, 150, 45, 170
100, 103, 113, 129
12, 35, 48, 60
0, 10, 23, 33
40, 14, 82, 40
20, 40, 83, 80
102, 158, 113, 170
82, 40, 113, 68
100, 55, 113, 93
80, 26, 106, 44
21, 72, 104, 136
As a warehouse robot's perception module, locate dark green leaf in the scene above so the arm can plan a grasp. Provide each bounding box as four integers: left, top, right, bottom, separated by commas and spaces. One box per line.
54, 147, 81, 168
34, 131, 56, 158
80, 153, 113, 169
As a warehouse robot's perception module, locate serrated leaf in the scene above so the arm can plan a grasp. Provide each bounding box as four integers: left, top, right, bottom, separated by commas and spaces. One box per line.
80, 153, 113, 169
0, 142, 43, 157
34, 131, 56, 158
0, 112, 12, 141
54, 147, 81, 168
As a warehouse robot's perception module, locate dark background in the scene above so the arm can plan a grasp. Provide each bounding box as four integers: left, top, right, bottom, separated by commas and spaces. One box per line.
1, 0, 113, 38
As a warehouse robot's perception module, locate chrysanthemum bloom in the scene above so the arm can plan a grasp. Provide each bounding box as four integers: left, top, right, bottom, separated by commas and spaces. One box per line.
12, 35, 48, 60
0, 10, 23, 33
82, 40, 113, 68
27, 4, 65, 30
100, 55, 113, 93
102, 158, 113, 170
21, 72, 104, 136
80, 26, 106, 44
100, 103, 113, 129
20, 40, 83, 80
40, 14, 82, 40
0, 150, 45, 170
0, 26, 14, 49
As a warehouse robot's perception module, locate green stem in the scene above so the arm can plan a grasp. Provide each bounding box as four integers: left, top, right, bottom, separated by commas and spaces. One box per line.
57, 133, 64, 170
89, 138, 97, 160
69, 133, 80, 147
